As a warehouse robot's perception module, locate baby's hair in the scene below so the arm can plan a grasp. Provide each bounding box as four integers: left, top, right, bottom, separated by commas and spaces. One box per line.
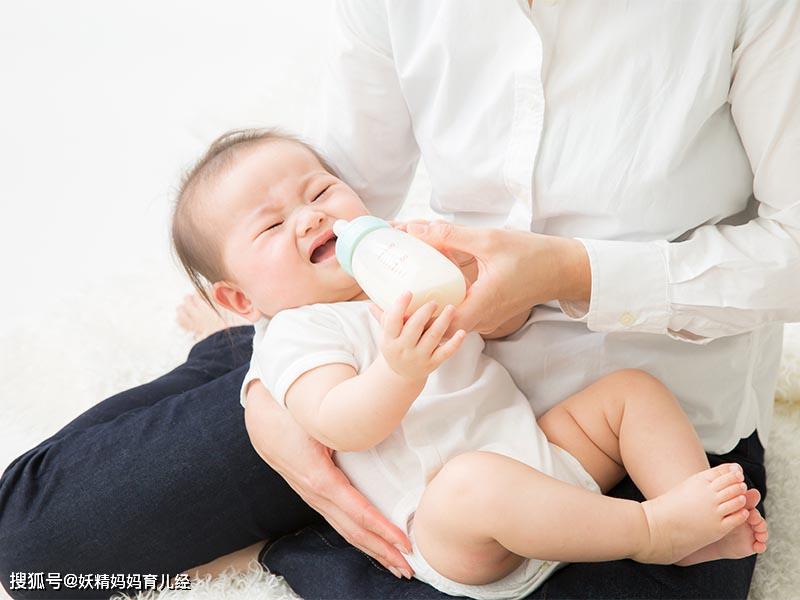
171, 127, 337, 314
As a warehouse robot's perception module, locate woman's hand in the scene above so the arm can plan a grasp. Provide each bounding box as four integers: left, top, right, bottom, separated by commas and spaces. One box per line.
392, 220, 591, 337
390, 219, 478, 286
243, 380, 414, 579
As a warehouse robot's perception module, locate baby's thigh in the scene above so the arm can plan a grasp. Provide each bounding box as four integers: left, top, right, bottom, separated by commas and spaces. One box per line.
537, 374, 630, 493
413, 451, 524, 586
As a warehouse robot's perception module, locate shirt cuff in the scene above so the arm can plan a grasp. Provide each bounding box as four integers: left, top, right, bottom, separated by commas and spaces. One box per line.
559, 238, 671, 334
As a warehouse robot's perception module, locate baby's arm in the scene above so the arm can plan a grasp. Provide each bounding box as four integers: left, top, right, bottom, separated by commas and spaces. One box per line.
284, 356, 423, 452
284, 294, 466, 453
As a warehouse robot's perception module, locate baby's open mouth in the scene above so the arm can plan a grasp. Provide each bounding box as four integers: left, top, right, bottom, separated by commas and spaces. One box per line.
310, 236, 337, 263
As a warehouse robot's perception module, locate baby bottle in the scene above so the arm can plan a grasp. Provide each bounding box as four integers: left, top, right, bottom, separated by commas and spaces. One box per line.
333, 216, 467, 316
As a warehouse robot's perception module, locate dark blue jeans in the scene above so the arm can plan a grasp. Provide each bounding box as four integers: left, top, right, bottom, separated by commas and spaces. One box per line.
0, 327, 766, 599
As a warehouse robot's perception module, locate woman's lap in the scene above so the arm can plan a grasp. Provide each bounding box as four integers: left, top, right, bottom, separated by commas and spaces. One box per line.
260, 432, 767, 599
0, 327, 320, 599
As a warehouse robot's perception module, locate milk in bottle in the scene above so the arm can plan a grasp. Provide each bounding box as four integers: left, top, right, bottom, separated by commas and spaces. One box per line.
333, 216, 466, 316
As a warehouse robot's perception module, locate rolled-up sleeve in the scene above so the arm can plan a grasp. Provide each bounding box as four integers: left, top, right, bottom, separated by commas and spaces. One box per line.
561, 0, 800, 344
306, 0, 420, 219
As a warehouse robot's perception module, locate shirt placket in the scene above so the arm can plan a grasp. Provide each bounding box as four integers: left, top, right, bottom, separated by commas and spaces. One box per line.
503, 6, 546, 233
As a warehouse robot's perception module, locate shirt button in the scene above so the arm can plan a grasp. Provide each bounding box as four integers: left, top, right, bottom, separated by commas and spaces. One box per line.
619, 312, 636, 327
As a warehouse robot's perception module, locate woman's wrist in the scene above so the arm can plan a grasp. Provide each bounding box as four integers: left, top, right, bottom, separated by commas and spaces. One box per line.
554, 237, 592, 303
526, 234, 591, 306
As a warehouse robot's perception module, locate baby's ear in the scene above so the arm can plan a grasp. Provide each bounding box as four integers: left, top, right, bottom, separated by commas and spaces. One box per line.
212, 281, 262, 323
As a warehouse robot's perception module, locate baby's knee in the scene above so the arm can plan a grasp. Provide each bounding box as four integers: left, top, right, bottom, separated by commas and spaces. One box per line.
415, 452, 521, 585
605, 368, 675, 405
428, 452, 500, 512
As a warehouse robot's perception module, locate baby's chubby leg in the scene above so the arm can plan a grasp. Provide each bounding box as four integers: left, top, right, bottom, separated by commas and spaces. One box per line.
538, 368, 766, 563
412, 370, 766, 586
413, 453, 753, 587
412, 451, 659, 586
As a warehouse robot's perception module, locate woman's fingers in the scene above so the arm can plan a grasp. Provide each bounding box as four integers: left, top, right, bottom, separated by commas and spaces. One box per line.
316, 468, 413, 576
406, 220, 479, 254
334, 513, 412, 578
442, 283, 491, 337
292, 487, 407, 577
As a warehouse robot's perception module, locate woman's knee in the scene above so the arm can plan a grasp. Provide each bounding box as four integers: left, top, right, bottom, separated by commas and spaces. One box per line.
0, 462, 55, 597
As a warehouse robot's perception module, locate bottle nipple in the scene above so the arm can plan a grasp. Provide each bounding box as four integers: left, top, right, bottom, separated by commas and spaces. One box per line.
333, 219, 349, 236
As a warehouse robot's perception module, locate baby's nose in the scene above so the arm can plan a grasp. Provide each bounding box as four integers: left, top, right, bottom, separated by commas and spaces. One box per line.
297, 208, 325, 233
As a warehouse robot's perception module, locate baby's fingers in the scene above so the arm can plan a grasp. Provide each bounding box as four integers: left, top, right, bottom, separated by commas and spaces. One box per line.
418, 304, 456, 353
401, 301, 438, 346
384, 292, 413, 339
431, 329, 467, 364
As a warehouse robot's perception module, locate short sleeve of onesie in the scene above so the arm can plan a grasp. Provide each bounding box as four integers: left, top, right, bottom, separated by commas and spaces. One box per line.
239, 305, 359, 409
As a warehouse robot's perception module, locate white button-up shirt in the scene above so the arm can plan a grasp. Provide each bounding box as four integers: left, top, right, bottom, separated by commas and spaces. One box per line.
308, 0, 800, 454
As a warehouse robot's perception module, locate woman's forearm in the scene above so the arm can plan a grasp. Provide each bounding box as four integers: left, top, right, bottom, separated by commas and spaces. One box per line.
525, 234, 592, 306
315, 355, 426, 453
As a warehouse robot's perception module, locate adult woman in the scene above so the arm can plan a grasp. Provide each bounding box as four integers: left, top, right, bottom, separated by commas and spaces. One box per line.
249, 1, 799, 598
0, 2, 797, 599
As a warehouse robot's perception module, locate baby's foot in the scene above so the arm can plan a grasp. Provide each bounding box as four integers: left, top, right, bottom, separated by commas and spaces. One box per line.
676, 489, 768, 566
176, 292, 249, 341
633, 464, 751, 564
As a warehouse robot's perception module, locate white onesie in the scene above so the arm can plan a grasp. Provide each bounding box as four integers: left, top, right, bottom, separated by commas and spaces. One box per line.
240, 301, 600, 599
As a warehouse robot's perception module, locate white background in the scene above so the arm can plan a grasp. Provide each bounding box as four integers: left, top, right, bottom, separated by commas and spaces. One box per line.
0, 0, 333, 319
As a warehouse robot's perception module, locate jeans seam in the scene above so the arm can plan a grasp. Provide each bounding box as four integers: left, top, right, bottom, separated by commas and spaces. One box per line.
310, 526, 388, 574
262, 526, 389, 576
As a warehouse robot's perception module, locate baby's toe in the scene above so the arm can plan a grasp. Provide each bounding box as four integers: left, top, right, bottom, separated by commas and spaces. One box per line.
717, 481, 747, 501
754, 523, 768, 541
721, 508, 750, 531
176, 307, 190, 325
743, 488, 761, 510
704, 463, 743, 484
718, 493, 747, 515
710, 470, 745, 492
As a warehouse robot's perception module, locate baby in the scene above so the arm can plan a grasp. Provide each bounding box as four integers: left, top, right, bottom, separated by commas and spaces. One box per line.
171, 129, 768, 599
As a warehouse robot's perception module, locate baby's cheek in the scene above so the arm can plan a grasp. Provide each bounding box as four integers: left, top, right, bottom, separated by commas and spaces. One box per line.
333, 192, 370, 218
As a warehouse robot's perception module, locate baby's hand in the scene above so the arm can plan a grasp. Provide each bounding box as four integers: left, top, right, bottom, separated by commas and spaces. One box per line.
378, 291, 466, 382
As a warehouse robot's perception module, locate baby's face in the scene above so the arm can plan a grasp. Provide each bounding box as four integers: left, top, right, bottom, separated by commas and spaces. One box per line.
205, 139, 370, 319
